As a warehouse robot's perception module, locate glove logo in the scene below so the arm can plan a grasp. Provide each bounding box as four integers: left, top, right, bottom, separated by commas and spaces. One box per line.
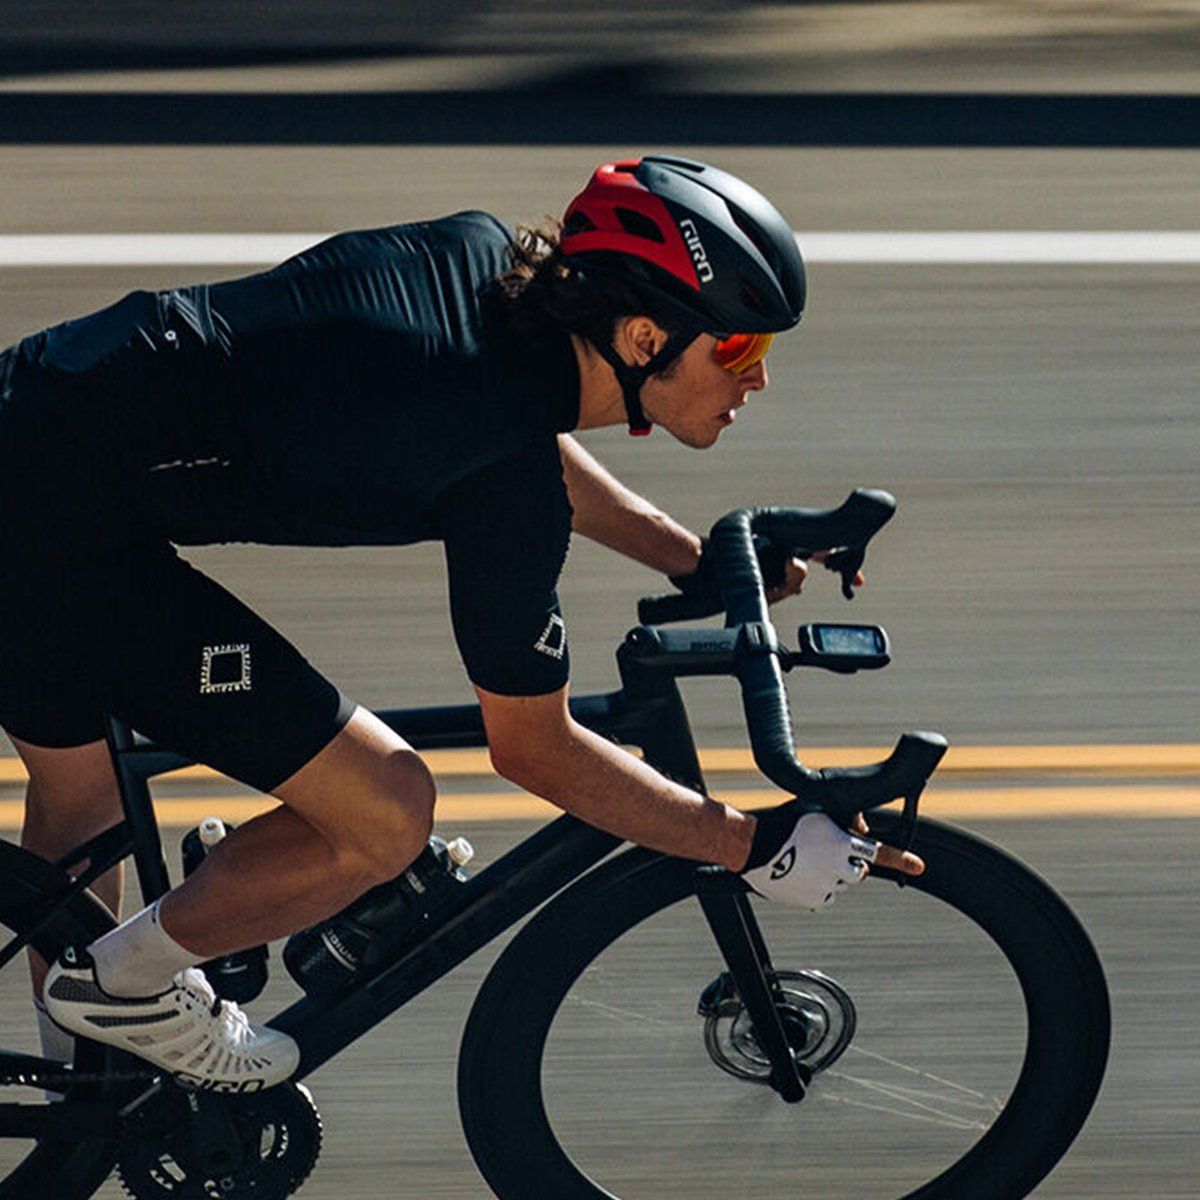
769, 846, 797, 880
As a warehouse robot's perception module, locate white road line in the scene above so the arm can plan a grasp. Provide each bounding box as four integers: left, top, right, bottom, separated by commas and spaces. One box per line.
1, 232, 1199, 267
800, 232, 1200, 263
0, 234, 327, 266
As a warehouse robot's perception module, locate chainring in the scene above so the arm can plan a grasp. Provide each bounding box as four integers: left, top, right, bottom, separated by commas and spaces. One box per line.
116, 1080, 322, 1200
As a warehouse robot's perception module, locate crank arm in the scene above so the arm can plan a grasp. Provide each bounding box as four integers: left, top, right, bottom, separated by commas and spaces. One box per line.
0, 1097, 119, 1139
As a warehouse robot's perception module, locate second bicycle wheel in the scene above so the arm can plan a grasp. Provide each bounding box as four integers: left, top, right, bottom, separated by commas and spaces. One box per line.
458, 815, 1109, 1200
0, 839, 121, 1199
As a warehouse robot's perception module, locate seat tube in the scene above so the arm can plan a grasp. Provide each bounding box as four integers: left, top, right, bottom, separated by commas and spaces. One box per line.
104, 715, 172, 901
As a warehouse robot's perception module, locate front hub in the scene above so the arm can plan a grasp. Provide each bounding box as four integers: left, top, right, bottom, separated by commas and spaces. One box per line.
698, 968, 857, 1083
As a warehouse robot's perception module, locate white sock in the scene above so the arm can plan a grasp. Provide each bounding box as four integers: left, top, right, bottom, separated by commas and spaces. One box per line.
34, 995, 74, 1063
87, 898, 206, 998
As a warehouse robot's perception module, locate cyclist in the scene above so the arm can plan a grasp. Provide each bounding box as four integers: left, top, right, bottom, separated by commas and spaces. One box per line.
0, 155, 923, 1092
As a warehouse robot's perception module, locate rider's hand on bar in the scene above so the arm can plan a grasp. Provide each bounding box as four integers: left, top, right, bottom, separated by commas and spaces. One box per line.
812, 549, 865, 589
766, 549, 865, 605
852, 812, 925, 877
765, 553, 808, 604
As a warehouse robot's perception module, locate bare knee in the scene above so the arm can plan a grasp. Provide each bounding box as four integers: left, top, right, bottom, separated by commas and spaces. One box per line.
331, 750, 437, 886
274, 710, 439, 888
14, 739, 126, 931
20, 747, 123, 857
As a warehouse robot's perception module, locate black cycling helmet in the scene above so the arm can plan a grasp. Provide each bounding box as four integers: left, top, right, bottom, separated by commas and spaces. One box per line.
561, 155, 806, 433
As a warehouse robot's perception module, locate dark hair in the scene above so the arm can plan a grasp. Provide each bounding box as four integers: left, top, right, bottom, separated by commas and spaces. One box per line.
495, 221, 687, 370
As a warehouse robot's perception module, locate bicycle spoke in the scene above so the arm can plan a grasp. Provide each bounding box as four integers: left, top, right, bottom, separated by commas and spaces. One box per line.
461, 821, 1107, 1200
820, 1066, 1002, 1130
563, 992, 676, 1031
816, 1092, 990, 1132
0, 840, 124, 1196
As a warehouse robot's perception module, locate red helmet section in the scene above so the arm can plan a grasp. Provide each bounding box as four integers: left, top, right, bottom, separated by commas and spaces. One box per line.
561, 160, 700, 293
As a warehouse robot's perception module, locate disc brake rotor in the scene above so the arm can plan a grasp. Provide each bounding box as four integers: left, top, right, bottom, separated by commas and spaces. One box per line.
116, 1080, 322, 1200
701, 968, 856, 1082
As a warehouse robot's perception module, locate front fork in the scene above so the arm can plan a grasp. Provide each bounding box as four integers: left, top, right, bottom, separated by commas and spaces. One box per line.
694, 867, 810, 1103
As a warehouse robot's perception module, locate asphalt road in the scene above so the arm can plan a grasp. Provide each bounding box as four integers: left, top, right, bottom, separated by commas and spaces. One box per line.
1, 816, 1193, 1199
3, 146, 1197, 746
0, 146, 1197, 1197
254, 816, 1197, 1200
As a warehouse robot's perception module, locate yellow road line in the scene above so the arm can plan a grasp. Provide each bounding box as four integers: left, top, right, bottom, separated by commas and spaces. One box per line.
718, 786, 1200, 821
0, 783, 1196, 830
1, 744, 1198, 785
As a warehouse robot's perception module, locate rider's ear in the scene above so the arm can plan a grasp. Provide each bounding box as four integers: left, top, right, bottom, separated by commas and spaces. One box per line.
617, 316, 667, 367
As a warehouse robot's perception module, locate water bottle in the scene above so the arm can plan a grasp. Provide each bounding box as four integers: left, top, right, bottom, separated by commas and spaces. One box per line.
181, 818, 270, 1003
283, 834, 474, 996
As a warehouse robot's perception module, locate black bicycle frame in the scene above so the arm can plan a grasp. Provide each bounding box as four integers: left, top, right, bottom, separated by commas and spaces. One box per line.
46, 634, 720, 1079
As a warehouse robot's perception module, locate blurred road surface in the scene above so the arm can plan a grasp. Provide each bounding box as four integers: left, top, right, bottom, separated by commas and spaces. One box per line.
0, 146, 1196, 1196
2, 147, 1195, 746
0, 816, 1190, 1198
3, 1, 1197, 94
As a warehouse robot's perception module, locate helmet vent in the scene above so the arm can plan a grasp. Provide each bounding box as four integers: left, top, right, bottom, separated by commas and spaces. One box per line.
658, 157, 705, 175
740, 281, 767, 316
728, 206, 778, 267
615, 207, 666, 244
563, 211, 597, 236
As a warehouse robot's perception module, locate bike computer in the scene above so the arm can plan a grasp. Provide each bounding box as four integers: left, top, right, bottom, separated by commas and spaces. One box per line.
795, 623, 890, 673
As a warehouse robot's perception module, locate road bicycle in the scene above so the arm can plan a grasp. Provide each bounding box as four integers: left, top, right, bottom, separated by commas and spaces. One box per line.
0, 489, 1110, 1199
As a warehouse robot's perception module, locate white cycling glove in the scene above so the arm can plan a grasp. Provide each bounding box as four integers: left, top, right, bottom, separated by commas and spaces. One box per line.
743, 811, 879, 910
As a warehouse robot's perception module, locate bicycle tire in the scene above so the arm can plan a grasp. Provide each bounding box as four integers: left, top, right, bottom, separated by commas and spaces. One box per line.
458, 814, 1110, 1200
0, 839, 122, 1199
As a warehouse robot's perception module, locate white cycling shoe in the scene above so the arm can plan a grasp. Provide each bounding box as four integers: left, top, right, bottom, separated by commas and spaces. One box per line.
44, 947, 299, 1093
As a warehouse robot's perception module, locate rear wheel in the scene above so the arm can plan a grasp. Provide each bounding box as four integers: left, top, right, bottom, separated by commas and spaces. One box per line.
0, 839, 122, 1198
458, 815, 1110, 1200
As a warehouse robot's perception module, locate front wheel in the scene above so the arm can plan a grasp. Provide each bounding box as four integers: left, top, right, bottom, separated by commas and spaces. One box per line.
458, 815, 1109, 1200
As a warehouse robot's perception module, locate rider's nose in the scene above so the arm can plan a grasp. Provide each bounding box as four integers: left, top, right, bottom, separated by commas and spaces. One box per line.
742, 360, 768, 392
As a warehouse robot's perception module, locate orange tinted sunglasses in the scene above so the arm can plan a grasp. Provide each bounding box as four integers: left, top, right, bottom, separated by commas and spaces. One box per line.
713, 332, 773, 373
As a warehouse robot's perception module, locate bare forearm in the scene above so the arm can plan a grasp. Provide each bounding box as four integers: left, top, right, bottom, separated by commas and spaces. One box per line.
558, 434, 701, 576
501, 718, 754, 872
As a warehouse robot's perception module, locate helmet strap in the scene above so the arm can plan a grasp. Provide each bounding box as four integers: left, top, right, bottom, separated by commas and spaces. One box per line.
591, 330, 700, 436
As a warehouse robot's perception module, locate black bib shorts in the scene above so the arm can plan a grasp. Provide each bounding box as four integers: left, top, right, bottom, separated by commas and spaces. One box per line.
0, 536, 355, 793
